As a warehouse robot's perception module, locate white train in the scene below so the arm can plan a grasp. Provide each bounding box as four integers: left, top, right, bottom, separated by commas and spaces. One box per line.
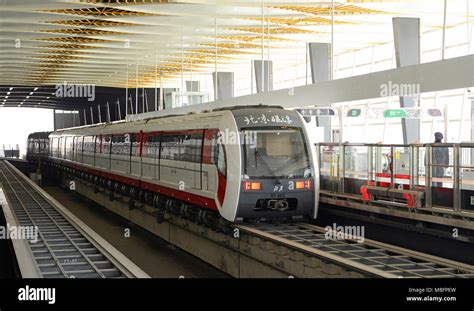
29, 106, 319, 224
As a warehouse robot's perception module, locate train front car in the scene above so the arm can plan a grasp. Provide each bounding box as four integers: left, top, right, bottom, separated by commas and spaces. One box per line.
26, 131, 51, 164
218, 107, 318, 222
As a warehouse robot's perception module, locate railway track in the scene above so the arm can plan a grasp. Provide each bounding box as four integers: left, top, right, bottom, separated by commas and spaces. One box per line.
237, 222, 474, 278
0, 160, 148, 278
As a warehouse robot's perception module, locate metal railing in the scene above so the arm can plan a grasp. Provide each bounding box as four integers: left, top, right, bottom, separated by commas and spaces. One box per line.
316, 142, 474, 214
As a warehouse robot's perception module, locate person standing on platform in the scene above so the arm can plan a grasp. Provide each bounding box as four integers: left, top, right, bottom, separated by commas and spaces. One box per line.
432, 132, 449, 188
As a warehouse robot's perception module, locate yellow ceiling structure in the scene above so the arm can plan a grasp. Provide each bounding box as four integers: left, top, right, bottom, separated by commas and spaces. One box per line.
0, 0, 470, 88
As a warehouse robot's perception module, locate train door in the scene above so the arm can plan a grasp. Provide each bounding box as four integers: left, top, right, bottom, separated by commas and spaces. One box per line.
180, 131, 203, 189
58, 137, 63, 159
192, 131, 203, 189
94, 135, 100, 167
216, 140, 227, 205
202, 129, 219, 193
101, 135, 112, 170
142, 133, 159, 180
111, 134, 131, 175
75, 136, 83, 164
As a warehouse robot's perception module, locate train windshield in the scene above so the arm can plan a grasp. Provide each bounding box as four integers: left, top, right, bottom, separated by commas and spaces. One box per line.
242, 128, 311, 179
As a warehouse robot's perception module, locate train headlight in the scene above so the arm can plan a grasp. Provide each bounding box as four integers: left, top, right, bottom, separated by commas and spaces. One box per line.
295, 181, 305, 189
296, 180, 312, 189
244, 181, 261, 191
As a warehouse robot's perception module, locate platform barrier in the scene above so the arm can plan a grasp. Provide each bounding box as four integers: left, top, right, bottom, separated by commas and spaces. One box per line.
316, 142, 474, 216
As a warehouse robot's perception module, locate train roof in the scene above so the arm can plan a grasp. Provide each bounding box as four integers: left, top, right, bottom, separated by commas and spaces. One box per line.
49, 105, 296, 136
27, 131, 52, 139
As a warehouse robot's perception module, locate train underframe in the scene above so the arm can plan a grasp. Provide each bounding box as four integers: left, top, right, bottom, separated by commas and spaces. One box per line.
41, 160, 233, 233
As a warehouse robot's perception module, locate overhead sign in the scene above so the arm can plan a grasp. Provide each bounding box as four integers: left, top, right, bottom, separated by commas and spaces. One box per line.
296, 108, 336, 117
347, 109, 361, 117
383, 109, 407, 118
346, 108, 443, 119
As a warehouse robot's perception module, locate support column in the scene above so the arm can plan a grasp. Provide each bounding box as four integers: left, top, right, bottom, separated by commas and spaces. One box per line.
80, 109, 87, 126
393, 17, 421, 144
212, 72, 234, 100
253, 60, 273, 93
309, 43, 332, 142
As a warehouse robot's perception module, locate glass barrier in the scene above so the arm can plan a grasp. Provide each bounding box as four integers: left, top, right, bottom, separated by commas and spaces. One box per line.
460, 145, 474, 212
343, 145, 369, 195
429, 144, 454, 209
316, 142, 474, 214
318, 144, 341, 193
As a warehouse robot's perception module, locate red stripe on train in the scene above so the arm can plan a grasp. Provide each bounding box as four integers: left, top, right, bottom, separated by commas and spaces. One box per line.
58, 160, 218, 211
141, 180, 217, 211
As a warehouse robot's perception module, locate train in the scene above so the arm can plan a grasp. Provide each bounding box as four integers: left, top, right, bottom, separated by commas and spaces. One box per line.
27, 106, 319, 225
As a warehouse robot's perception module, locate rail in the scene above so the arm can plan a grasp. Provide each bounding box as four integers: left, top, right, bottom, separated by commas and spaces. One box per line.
238, 222, 474, 278
0, 160, 149, 278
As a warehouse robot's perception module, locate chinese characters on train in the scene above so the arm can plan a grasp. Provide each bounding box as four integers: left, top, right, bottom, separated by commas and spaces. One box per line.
243, 114, 293, 125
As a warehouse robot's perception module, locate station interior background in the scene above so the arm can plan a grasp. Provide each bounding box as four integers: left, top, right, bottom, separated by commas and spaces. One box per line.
0, 0, 472, 155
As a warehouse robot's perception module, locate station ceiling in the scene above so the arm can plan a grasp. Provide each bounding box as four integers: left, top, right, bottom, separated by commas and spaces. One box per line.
0, 0, 471, 109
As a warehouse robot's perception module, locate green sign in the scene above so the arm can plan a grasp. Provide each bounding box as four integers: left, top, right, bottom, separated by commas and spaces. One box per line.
471, 196, 474, 205
347, 109, 361, 117
384, 109, 407, 118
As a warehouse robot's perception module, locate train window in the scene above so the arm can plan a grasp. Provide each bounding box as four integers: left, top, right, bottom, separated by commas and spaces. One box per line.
144, 134, 160, 158
131, 133, 141, 157
111, 134, 131, 156
160, 132, 202, 163
74, 136, 83, 154
160, 134, 182, 161
50, 137, 57, 157
57, 137, 61, 158
103, 135, 112, 154
65, 136, 74, 160
211, 133, 220, 165
183, 133, 202, 163
41, 139, 48, 154
59, 137, 65, 158
242, 128, 311, 179
94, 136, 101, 154
49, 138, 54, 157
83, 136, 95, 154
217, 143, 226, 177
